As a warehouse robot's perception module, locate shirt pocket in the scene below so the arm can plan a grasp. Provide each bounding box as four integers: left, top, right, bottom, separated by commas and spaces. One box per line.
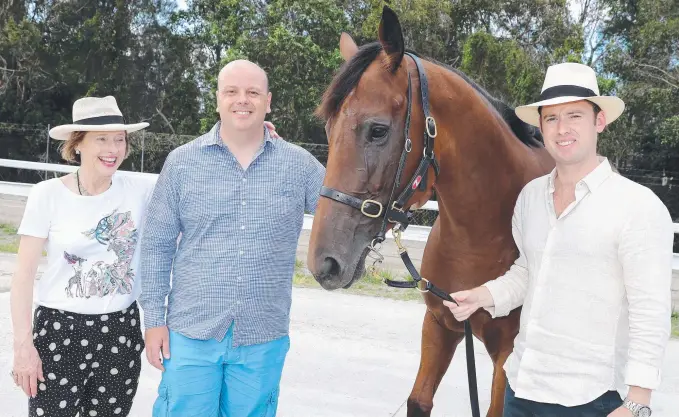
273, 183, 301, 216
180, 184, 240, 225
250, 180, 303, 247
256, 180, 303, 218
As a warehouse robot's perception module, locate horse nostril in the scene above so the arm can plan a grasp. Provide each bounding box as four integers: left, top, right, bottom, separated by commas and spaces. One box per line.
320, 257, 341, 277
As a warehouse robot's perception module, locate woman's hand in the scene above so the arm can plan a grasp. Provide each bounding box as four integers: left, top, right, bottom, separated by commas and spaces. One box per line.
13, 341, 44, 397
264, 121, 281, 139
10, 235, 48, 397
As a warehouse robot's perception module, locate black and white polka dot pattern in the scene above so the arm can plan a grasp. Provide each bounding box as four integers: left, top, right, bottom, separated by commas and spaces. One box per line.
29, 302, 144, 417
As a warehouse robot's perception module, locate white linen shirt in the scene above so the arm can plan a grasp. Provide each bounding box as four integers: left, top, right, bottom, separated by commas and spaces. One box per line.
483, 158, 674, 406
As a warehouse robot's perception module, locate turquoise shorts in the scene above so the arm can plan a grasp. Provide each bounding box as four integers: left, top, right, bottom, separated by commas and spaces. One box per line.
152, 325, 290, 417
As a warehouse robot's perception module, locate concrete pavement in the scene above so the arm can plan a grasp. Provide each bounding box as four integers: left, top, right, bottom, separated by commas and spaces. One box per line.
0, 253, 46, 294
1, 286, 679, 416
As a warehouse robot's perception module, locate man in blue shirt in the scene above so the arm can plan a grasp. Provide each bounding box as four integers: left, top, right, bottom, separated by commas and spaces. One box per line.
138, 59, 326, 417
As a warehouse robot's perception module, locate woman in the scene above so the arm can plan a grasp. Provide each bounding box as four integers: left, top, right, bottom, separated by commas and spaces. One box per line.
10, 96, 156, 417
9, 95, 281, 417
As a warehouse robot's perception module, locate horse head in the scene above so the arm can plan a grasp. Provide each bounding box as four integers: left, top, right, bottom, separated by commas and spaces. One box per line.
308, 7, 438, 289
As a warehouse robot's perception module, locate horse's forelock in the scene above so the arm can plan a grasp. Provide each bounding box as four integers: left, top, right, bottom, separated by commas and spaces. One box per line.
316, 42, 384, 120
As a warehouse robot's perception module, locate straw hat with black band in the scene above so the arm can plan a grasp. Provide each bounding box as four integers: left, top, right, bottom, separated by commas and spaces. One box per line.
49, 96, 148, 141
515, 62, 625, 128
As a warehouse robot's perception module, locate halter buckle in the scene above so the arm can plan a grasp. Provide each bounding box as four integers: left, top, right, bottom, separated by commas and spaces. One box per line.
423, 147, 435, 159
360, 200, 383, 218
416, 277, 430, 293
392, 228, 406, 253
425, 116, 437, 138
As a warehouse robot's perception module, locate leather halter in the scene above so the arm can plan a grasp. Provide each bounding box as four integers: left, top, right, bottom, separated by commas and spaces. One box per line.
319, 52, 480, 417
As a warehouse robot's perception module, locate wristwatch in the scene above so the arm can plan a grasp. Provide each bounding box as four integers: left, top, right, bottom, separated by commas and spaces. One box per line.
622, 397, 652, 417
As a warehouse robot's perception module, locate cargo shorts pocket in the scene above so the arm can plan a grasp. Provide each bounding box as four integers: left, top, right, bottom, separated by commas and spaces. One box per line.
152, 381, 170, 417
263, 387, 280, 417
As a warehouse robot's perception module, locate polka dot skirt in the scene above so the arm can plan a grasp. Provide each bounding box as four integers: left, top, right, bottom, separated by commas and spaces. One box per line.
29, 302, 144, 417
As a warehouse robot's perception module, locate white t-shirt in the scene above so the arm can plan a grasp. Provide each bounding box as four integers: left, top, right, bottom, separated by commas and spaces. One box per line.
18, 174, 156, 314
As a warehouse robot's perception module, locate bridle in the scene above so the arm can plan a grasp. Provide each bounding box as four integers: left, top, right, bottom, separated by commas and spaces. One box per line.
319, 52, 480, 417
320, 53, 439, 251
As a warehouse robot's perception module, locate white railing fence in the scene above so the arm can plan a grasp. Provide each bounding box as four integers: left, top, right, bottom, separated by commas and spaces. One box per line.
2, 158, 679, 271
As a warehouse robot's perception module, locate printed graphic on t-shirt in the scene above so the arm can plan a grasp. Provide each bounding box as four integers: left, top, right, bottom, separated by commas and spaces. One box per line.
64, 252, 87, 298
63, 209, 138, 298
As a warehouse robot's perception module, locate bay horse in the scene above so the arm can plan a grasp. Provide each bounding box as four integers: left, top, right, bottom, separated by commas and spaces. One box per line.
307, 6, 554, 417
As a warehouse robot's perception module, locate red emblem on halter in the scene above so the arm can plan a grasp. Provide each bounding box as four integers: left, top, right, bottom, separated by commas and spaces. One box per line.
412, 175, 422, 189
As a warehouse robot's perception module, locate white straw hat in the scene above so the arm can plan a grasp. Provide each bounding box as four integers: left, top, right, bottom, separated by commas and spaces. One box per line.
515, 63, 625, 127
49, 96, 149, 140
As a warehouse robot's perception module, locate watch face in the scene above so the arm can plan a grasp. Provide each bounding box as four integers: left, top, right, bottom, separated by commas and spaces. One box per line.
638, 406, 652, 417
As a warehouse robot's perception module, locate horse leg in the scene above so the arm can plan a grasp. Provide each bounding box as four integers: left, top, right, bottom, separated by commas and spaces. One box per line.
482, 318, 518, 417
486, 348, 512, 417
407, 309, 464, 417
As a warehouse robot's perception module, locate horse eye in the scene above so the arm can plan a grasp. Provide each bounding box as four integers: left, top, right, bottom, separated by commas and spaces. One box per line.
370, 126, 389, 141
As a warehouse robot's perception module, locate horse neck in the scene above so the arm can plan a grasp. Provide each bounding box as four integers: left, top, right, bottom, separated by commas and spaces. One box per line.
426, 70, 543, 246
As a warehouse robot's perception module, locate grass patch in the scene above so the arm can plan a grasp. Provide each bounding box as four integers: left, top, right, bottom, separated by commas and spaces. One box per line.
672, 312, 679, 339
292, 259, 423, 302
0, 223, 20, 254
0, 242, 19, 253
1, 223, 17, 235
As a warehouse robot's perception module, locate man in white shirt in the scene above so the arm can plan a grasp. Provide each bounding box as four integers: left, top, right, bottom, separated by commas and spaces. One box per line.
444, 62, 674, 417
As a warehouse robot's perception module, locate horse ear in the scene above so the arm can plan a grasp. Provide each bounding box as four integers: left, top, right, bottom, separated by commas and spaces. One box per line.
339, 32, 358, 61
378, 5, 404, 72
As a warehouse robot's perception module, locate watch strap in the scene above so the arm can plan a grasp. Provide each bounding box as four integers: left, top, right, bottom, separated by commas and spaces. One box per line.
623, 398, 652, 417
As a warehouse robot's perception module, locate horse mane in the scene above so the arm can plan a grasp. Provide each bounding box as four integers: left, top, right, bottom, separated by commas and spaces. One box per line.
316, 42, 544, 149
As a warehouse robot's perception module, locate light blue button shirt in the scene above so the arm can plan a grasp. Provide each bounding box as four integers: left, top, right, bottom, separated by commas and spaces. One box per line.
138, 122, 325, 346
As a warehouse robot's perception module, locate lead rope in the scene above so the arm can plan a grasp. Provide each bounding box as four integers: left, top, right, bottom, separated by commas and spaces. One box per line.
391, 229, 481, 417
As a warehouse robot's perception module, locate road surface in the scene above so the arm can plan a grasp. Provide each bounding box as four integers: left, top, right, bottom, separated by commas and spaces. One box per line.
1, 286, 679, 416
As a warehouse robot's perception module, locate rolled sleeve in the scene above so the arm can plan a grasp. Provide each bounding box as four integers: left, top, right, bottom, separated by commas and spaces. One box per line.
624, 360, 663, 390
138, 151, 183, 329
482, 188, 529, 318
618, 194, 673, 390
304, 152, 325, 214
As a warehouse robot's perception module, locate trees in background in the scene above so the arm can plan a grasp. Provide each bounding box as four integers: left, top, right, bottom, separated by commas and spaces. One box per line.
1, 0, 677, 186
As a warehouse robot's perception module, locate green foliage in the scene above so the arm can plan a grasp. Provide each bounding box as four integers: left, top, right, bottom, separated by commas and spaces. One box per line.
0, 223, 19, 254
0, 0, 677, 199
553, 29, 586, 63
359, 0, 453, 60
0, 243, 19, 253
597, 0, 679, 167
0, 223, 17, 235
460, 32, 544, 106
659, 116, 679, 147
597, 77, 618, 96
